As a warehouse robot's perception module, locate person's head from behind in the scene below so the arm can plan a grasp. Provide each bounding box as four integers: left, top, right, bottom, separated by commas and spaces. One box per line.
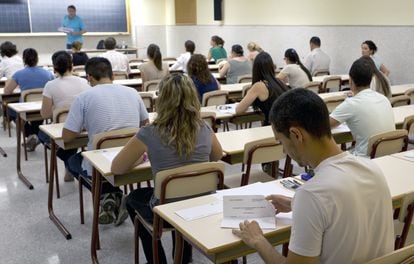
185, 40, 195, 54
247, 42, 263, 52
284, 48, 300, 64
155, 73, 202, 157
211, 35, 224, 47
361, 40, 377, 56
67, 5, 76, 18
252, 51, 275, 82
23, 48, 38, 67
309, 36, 321, 50
231, 44, 244, 58
71, 41, 82, 52
0, 41, 18, 58
269, 88, 332, 167
360, 55, 390, 97
52, 51, 73, 76
187, 54, 211, 84
147, 43, 162, 70
85, 57, 113, 86
349, 57, 374, 92
104, 37, 116, 50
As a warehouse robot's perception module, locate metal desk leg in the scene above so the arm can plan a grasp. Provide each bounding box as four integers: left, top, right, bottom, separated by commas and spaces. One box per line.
16, 114, 33, 189
91, 168, 102, 264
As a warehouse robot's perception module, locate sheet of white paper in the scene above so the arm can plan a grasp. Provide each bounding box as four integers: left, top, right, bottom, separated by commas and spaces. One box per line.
221, 195, 276, 229
175, 200, 222, 221
58, 27, 74, 33
404, 151, 414, 158
331, 123, 350, 134
213, 182, 294, 200
217, 103, 237, 114
18, 102, 42, 110
276, 212, 292, 220
101, 150, 120, 163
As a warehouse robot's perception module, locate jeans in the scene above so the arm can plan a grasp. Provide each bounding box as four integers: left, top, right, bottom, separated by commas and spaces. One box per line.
126, 188, 192, 264
67, 152, 121, 194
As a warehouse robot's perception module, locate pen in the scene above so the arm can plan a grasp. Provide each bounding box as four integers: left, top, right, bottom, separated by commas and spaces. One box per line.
292, 179, 302, 186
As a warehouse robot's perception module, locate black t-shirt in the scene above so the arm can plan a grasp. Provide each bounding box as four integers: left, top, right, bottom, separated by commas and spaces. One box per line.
72, 52, 89, 66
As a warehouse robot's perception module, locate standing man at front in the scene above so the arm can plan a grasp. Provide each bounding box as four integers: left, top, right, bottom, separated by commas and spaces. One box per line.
62, 5, 86, 49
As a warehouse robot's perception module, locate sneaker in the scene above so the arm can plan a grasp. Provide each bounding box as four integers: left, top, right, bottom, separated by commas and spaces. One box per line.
114, 194, 129, 226
99, 193, 117, 225
64, 169, 75, 182
26, 135, 40, 152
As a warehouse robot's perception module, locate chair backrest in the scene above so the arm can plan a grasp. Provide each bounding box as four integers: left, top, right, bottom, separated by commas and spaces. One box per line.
162, 57, 177, 61
154, 162, 225, 203
202, 90, 229, 106
304, 81, 321, 94
143, 79, 161, 92
322, 76, 342, 93
367, 129, 408, 158
404, 88, 414, 105
52, 107, 69, 123
313, 69, 330, 76
241, 84, 252, 98
216, 58, 227, 64
72, 65, 85, 73
92, 127, 138, 150
402, 115, 414, 142
21, 88, 43, 102
113, 71, 129, 80
237, 74, 252, 83
365, 244, 414, 264
243, 137, 285, 164
390, 95, 411, 107
323, 95, 345, 113
200, 111, 217, 132
138, 92, 154, 112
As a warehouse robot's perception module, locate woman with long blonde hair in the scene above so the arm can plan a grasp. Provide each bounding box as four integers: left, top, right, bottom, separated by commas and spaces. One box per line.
111, 73, 223, 263
247, 41, 263, 61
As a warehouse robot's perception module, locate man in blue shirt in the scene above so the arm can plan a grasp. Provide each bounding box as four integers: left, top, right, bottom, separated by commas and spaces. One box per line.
62, 5, 86, 49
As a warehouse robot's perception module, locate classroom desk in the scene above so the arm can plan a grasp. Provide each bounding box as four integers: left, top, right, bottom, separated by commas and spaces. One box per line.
393, 104, 414, 128
7, 101, 43, 189
220, 83, 251, 101
213, 73, 226, 84
82, 147, 153, 264
391, 150, 414, 163
153, 155, 414, 263
0, 88, 21, 135
39, 123, 88, 239
391, 84, 414, 96
313, 74, 350, 84
80, 47, 139, 58
113, 78, 143, 90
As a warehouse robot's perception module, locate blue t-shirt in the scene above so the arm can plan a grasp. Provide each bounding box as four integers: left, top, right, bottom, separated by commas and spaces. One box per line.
12, 67, 54, 92
192, 75, 219, 102
62, 15, 85, 44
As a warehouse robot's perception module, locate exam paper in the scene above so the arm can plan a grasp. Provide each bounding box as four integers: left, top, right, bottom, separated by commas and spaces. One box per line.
175, 200, 222, 221
101, 150, 120, 163
213, 182, 295, 200
217, 103, 237, 114
404, 151, 414, 158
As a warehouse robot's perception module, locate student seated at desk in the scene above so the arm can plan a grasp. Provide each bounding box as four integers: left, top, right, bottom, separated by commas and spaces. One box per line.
62, 57, 149, 225
277, 48, 312, 89
100, 37, 130, 74
5, 48, 54, 151
39, 50, 90, 181
170, 40, 195, 73
233, 88, 394, 263
187, 54, 220, 102
139, 44, 169, 85
329, 57, 395, 157
219, 44, 252, 84
0, 41, 24, 79
207, 35, 227, 63
71, 41, 88, 66
111, 74, 223, 264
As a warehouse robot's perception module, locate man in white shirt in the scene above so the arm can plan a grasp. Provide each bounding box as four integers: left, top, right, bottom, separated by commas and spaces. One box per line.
0, 41, 24, 79
330, 57, 395, 157
170, 40, 195, 73
233, 88, 394, 263
100, 37, 130, 73
304, 36, 331, 76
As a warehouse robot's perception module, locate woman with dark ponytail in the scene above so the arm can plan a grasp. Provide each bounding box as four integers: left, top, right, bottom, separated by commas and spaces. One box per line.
139, 43, 169, 84
277, 48, 312, 89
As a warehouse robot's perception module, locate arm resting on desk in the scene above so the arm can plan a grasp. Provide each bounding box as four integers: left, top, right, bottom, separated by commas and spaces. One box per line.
4, 79, 18, 94
62, 128, 79, 143
111, 136, 147, 175
236, 81, 267, 114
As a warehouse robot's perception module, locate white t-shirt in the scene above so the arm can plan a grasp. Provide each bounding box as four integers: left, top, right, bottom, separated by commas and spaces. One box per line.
170, 52, 191, 73
304, 48, 331, 75
101, 50, 130, 73
330, 89, 395, 156
0, 55, 24, 79
289, 152, 394, 263
280, 64, 309, 89
43, 75, 90, 111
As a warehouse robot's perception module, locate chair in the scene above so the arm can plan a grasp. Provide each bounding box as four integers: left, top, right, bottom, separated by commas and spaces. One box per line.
200, 111, 217, 132
312, 69, 330, 77
323, 95, 345, 113
402, 115, 414, 144
241, 84, 252, 98
143, 79, 161, 92
391, 95, 411, 107
202, 90, 229, 107
224, 138, 292, 188
237, 74, 252, 83
134, 162, 225, 264
113, 71, 129, 80
367, 129, 408, 159
78, 127, 139, 224
366, 244, 414, 264
395, 192, 414, 250
304, 81, 322, 94
138, 92, 155, 112
404, 88, 414, 104
321, 76, 342, 93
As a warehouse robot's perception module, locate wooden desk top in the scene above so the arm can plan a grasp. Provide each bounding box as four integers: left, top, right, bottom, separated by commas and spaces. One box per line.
39, 123, 88, 150
0, 88, 20, 99
391, 150, 414, 163
220, 83, 250, 93
393, 104, 414, 125
313, 74, 349, 83
391, 84, 414, 96
318, 91, 348, 100
113, 78, 143, 86
7, 101, 41, 113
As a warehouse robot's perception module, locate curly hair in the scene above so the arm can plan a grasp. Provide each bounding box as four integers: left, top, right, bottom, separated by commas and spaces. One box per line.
187, 54, 212, 85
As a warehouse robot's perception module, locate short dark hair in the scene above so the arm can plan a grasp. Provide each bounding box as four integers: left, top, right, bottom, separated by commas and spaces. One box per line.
349, 57, 374, 88
269, 88, 332, 139
104, 37, 116, 50
310, 36, 321, 47
362, 40, 377, 54
85, 57, 113, 81
67, 5, 76, 11
0, 41, 18, 57
185, 40, 195, 54
52, 51, 73, 76
231, 44, 244, 56
22, 48, 38, 67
